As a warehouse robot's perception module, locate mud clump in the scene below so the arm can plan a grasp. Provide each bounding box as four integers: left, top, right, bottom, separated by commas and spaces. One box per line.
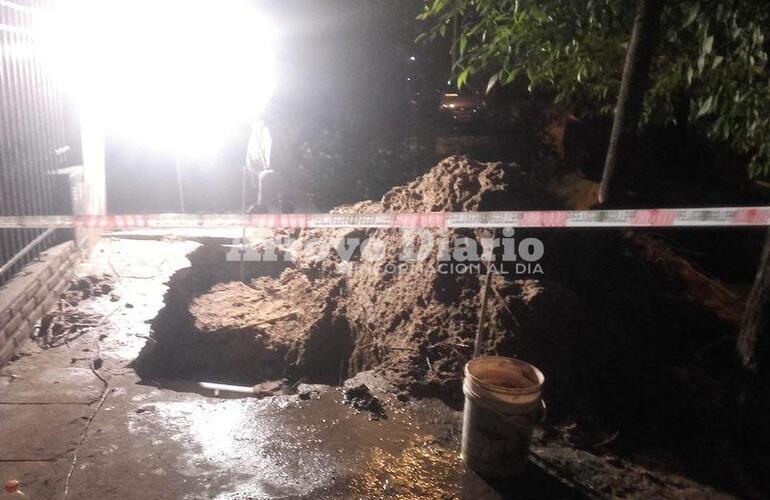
345, 384, 387, 420
68, 274, 114, 301
33, 274, 116, 349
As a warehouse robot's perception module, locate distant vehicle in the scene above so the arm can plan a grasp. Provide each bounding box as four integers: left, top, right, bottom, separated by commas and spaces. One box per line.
438, 92, 487, 126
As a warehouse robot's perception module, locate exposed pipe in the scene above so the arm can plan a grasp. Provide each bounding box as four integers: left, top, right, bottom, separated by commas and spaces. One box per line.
199, 381, 258, 396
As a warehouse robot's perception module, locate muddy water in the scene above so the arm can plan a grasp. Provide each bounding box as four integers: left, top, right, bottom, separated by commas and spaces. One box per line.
475, 369, 538, 389
125, 387, 500, 499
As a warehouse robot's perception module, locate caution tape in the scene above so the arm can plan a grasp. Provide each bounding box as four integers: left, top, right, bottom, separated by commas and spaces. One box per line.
1, 207, 770, 230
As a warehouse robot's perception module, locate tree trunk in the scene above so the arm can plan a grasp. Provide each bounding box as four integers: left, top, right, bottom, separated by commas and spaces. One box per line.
739, 229, 770, 372
739, 229, 770, 488
598, 0, 663, 204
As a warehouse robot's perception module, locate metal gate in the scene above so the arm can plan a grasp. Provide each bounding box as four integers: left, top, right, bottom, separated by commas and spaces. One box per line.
0, 0, 78, 286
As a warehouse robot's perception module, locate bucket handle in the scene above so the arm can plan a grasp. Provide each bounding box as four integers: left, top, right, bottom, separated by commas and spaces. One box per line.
537, 399, 547, 423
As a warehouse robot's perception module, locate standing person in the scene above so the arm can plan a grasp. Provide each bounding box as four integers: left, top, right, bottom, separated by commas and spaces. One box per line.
245, 95, 304, 213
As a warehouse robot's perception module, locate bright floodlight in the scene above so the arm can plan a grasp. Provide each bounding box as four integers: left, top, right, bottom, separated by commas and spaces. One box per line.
44, 0, 275, 154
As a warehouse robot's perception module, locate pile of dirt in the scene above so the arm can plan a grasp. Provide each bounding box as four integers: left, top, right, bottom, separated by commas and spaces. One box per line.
135, 156, 742, 451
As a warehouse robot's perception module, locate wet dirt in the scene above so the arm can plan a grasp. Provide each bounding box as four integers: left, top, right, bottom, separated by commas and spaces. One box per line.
134, 156, 562, 396
344, 384, 387, 420
30, 274, 116, 351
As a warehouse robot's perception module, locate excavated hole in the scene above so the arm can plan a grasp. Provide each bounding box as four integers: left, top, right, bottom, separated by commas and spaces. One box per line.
132, 242, 362, 391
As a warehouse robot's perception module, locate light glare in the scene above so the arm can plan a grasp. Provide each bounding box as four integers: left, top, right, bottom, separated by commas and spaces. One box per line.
44, 0, 276, 155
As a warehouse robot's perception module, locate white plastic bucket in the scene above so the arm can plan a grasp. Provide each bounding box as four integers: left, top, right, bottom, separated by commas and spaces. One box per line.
461, 356, 545, 477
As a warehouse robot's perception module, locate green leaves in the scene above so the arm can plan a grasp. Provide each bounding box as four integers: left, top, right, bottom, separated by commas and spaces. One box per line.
503, 66, 522, 85
417, 0, 452, 20
697, 96, 715, 118
698, 53, 707, 74
683, 3, 700, 28
457, 67, 471, 88
417, 0, 770, 178
486, 73, 499, 94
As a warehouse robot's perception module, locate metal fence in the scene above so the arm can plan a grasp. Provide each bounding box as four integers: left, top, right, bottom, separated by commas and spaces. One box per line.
0, 0, 77, 286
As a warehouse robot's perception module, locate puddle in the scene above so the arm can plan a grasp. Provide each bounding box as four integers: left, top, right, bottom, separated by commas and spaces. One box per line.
128, 391, 395, 498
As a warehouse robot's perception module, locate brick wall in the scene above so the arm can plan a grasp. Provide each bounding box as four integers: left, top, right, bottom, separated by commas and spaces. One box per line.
0, 242, 85, 366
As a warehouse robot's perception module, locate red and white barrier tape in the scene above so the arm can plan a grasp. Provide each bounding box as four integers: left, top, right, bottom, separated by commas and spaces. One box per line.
1, 207, 770, 230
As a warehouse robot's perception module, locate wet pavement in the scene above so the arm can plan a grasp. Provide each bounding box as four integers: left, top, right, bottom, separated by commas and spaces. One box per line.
0, 236, 582, 500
